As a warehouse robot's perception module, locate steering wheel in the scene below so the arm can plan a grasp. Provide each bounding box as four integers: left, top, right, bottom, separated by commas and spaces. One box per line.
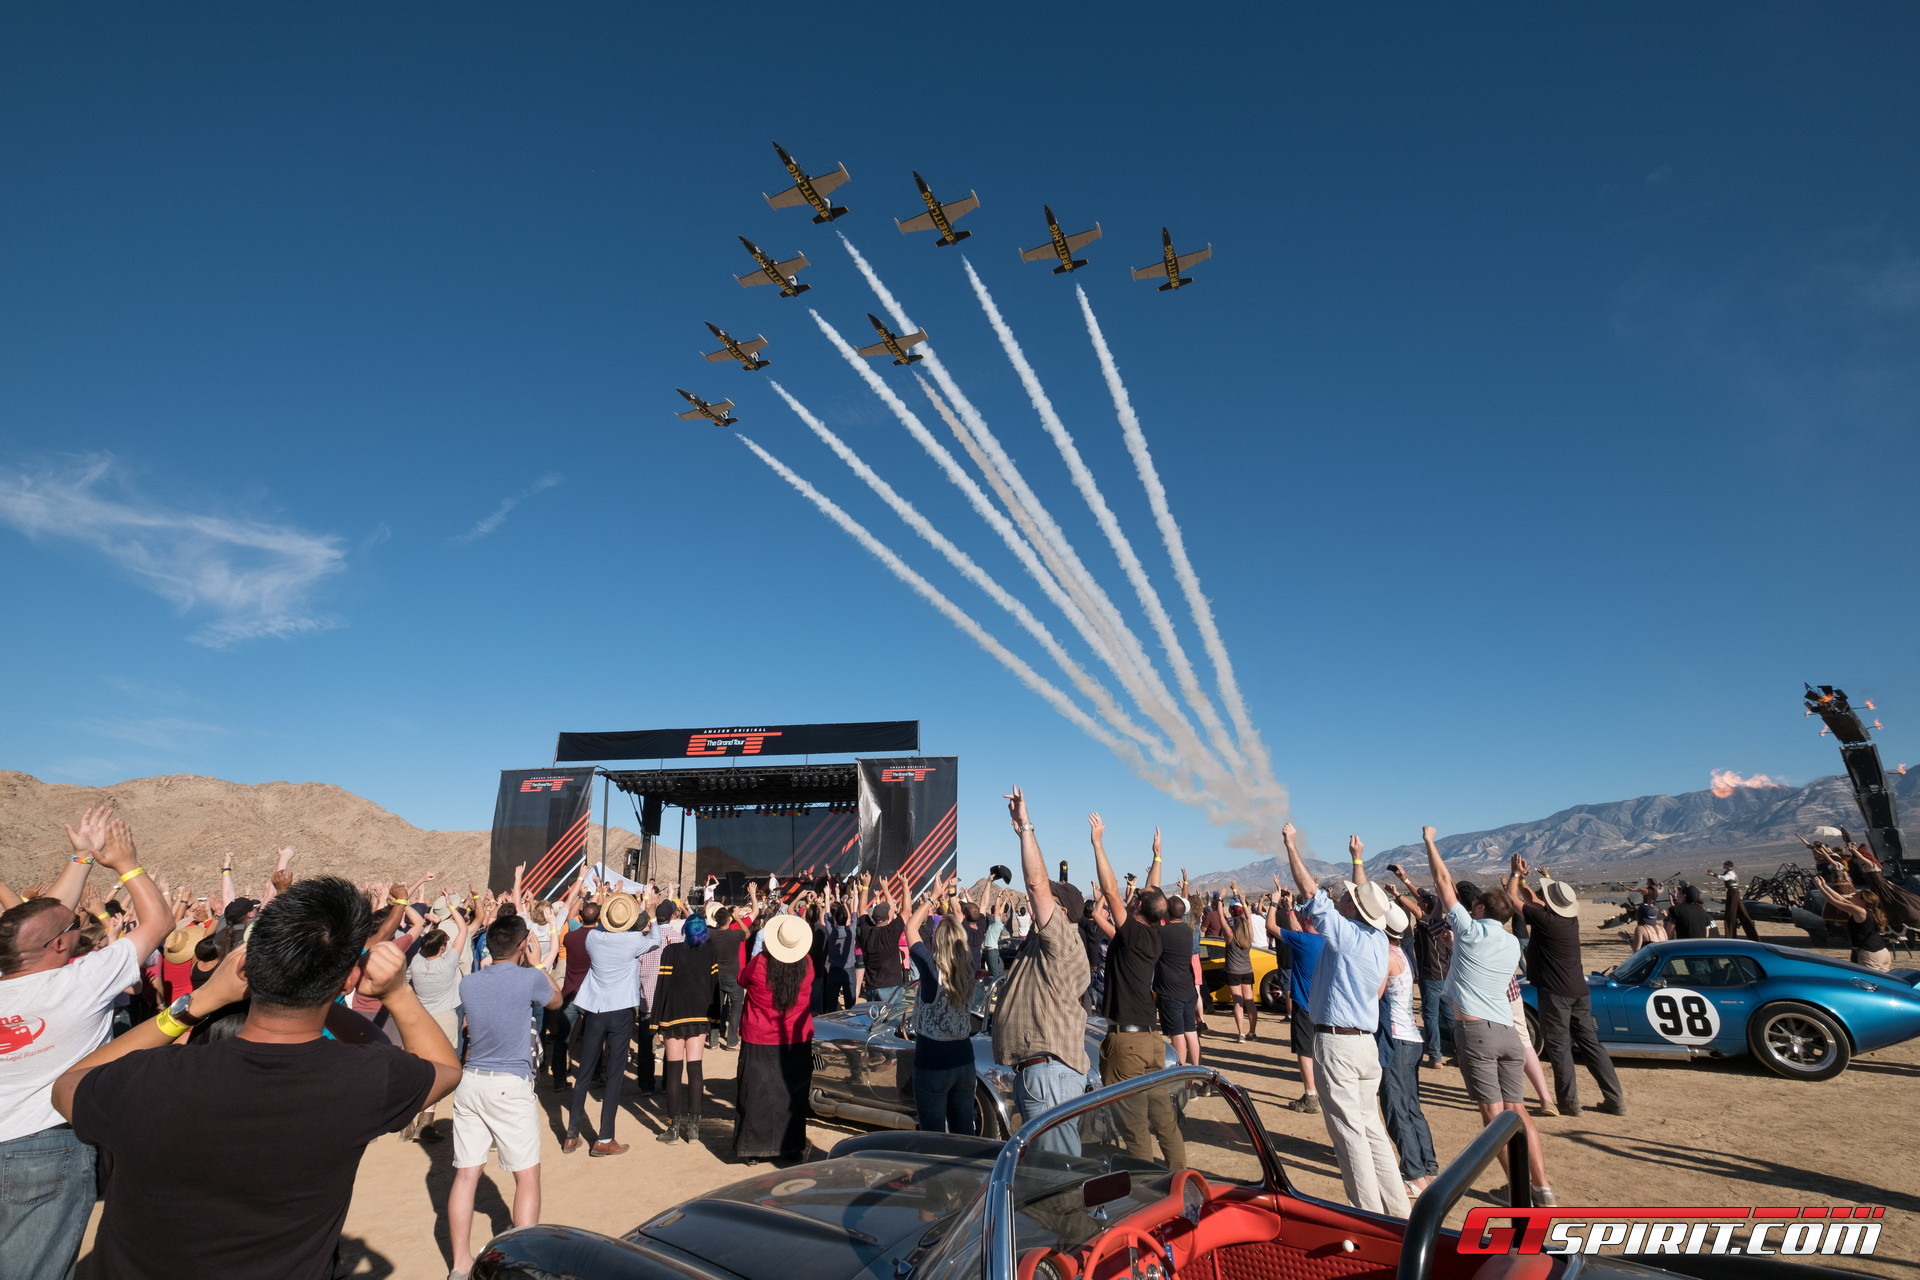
1076, 1170, 1211, 1280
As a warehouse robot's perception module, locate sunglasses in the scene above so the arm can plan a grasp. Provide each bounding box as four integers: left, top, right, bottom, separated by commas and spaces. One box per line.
42, 914, 82, 948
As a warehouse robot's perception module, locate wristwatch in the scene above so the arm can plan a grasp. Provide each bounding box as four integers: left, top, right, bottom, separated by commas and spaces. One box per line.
168, 993, 207, 1028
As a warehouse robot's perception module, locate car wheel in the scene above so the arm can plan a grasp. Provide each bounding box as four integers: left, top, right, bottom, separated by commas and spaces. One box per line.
1260, 971, 1284, 1012
1524, 1006, 1543, 1054
1747, 1001, 1852, 1081
975, 1083, 1008, 1140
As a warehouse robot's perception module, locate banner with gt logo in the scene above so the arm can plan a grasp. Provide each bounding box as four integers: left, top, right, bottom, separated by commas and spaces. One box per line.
856, 756, 957, 895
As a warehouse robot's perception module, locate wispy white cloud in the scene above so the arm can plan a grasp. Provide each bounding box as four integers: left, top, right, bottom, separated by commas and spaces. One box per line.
0, 454, 347, 647
451, 473, 564, 545
76, 715, 226, 751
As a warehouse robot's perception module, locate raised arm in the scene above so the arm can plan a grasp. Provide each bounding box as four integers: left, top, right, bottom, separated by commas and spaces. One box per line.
1005, 787, 1058, 929
1347, 835, 1368, 885
98, 819, 170, 962
1146, 828, 1164, 890
50, 806, 114, 910
1424, 826, 1458, 915
1089, 813, 1127, 925
1282, 823, 1318, 899
1814, 879, 1867, 921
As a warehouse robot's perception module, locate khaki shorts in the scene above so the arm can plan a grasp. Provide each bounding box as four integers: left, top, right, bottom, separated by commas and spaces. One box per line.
452, 1069, 543, 1172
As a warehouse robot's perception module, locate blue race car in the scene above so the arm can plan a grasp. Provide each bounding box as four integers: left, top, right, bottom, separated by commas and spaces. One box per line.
1520, 939, 1920, 1081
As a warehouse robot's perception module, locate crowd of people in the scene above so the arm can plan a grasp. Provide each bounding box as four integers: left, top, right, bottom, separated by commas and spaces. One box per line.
4, 792, 1889, 1277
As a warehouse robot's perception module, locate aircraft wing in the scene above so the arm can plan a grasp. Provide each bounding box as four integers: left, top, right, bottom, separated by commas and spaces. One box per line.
737, 269, 775, 287
943, 192, 980, 221
1174, 245, 1212, 270
1131, 263, 1167, 281
709, 399, 736, 413
736, 336, 768, 354
855, 339, 891, 358
774, 254, 809, 275
703, 347, 735, 363
764, 184, 810, 211
896, 210, 940, 234
1064, 226, 1101, 251
1019, 242, 1058, 262
895, 330, 928, 349
811, 164, 850, 195
676, 407, 708, 420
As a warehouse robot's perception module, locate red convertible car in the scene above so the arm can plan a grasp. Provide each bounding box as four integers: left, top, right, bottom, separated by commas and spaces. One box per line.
471, 1066, 1871, 1280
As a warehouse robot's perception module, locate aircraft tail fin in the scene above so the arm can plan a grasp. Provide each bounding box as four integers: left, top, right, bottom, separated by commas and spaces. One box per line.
1158, 277, 1192, 292
780, 283, 813, 298
747, 359, 770, 371
811, 206, 849, 224
1052, 259, 1087, 274
894, 353, 925, 366
935, 229, 973, 247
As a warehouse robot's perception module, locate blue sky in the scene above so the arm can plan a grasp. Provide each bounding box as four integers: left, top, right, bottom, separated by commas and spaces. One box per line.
3, 3, 1916, 877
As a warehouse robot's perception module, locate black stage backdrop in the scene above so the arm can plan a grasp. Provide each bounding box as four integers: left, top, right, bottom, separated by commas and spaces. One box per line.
694, 810, 862, 894
554, 720, 917, 762
489, 768, 595, 896
858, 757, 958, 892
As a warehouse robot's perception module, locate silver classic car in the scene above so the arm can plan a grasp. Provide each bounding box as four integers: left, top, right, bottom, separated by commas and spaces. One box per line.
809, 982, 1175, 1138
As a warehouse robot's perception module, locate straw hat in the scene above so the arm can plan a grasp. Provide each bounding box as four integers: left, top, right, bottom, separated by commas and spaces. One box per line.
600, 892, 642, 933
1543, 880, 1581, 919
1348, 881, 1392, 931
163, 927, 199, 965
762, 914, 812, 964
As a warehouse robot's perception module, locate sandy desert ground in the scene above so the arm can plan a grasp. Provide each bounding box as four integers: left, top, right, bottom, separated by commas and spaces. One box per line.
70, 906, 1920, 1278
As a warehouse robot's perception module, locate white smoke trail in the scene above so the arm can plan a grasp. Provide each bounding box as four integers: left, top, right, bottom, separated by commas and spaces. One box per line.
963, 258, 1247, 778
735, 433, 1188, 797
764, 377, 1164, 757
1077, 284, 1276, 788
837, 235, 1217, 784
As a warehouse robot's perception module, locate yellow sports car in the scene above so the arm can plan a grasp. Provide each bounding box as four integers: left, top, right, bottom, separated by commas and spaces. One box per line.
1198, 937, 1286, 1012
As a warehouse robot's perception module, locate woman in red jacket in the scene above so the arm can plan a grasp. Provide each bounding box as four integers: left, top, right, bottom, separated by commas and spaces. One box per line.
732, 914, 814, 1163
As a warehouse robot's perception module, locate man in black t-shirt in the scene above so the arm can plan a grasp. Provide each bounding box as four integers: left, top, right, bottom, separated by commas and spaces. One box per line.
1154, 894, 1201, 1065
53, 876, 461, 1280
1667, 885, 1712, 939
1089, 815, 1183, 1168
1511, 861, 1625, 1117
857, 879, 909, 1004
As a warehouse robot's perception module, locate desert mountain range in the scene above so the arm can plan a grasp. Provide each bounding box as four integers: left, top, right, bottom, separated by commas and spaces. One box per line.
0, 771, 679, 898
1189, 770, 1915, 891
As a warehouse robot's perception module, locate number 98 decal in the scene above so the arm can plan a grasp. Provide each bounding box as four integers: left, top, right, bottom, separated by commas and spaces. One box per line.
1644, 990, 1721, 1045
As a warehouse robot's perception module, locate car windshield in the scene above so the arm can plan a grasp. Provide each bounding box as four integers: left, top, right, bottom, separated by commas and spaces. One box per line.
1612, 949, 1659, 984
1008, 1075, 1266, 1257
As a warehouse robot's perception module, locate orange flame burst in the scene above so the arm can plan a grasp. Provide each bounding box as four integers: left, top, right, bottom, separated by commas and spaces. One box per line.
1710, 769, 1790, 798
1897, 764, 1909, 775
1865, 700, 1877, 710
1873, 719, 1884, 730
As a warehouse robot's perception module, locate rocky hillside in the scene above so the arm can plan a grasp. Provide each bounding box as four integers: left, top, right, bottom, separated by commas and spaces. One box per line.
1191, 770, 1915, 890
0, 771, 676, 898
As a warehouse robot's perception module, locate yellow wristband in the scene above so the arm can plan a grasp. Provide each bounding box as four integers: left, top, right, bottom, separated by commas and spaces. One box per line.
94, 912, 109, 923
390, 898, 408, 907
154, 1008, 189, 1039
119, 867, 147, 885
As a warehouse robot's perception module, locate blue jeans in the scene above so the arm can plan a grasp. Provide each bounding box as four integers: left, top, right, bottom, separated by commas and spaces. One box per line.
1012, 1058, 1089, 1156
1416, 978, 1450, 1061
914, 1062, 977, 1134
866, 985, 901, 1007
0, 1125, 95, 1280
1380, 1038, 1438, 1180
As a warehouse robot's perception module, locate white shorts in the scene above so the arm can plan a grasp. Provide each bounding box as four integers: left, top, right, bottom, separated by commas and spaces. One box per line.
452, 1069, 543, 1172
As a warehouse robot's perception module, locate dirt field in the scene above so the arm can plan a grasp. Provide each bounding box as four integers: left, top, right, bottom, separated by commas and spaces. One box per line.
72, 907, 1920, 1278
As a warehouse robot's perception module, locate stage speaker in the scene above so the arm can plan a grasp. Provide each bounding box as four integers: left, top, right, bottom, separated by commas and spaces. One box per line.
623, 846, 642, 881
642, 795, 664, 837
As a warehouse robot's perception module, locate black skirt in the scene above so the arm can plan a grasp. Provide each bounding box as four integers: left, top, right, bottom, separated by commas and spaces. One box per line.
733, 1041, 813, 1161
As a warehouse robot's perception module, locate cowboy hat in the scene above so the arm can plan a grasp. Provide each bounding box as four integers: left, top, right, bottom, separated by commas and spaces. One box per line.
1348, 881, 1393, 931
762, 913, 812, 965
163, 927, 199, 965
600, 892, 642, 933
1543, 880, 1580, 919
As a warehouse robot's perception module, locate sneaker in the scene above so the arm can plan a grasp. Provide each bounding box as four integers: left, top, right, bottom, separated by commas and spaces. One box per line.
1533, 1101, 1557, 1118
1596, 1097, 1628, 1116
1533, 1187, 1557, 1207
1561, 1103, 1584, 1117
1287, 1094, 1320, 1115
1235, 1034, 1246, 1044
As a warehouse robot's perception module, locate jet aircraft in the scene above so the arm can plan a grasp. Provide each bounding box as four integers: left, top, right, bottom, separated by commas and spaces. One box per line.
675, 389, 737, 427
735, 237, 811, 297
764, 142, 850, 223
895, 172, 979, 246
703, 322, 770, 371
1131, 228, 1211, 291
1019, 206, 1101, 273
855, 314, 928, 365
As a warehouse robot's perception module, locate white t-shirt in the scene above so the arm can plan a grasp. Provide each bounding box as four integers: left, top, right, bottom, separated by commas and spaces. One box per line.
0, 937, 140, 1143
573, 928, 663, 1014
1248, 913, 1270, 950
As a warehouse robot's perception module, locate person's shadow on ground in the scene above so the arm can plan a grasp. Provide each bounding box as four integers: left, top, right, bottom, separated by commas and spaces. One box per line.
418, 1123, 514, 1269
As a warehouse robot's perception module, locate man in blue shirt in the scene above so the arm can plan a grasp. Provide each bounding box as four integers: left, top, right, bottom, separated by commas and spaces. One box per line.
1267, 887, 1328, 1113
1425, 827, 1554, 1205
1282, 822, 1410, 1217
